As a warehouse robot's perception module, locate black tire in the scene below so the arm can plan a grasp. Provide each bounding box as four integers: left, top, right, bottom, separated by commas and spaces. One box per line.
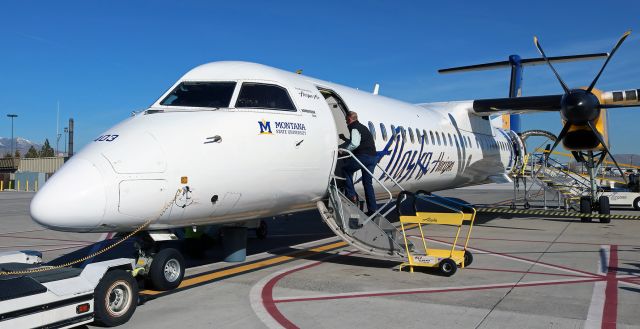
93, 270, 138, 327
580, 197, 592, 222
633, 197, 640, 211
463, 250, 473, 267
523, 202, 531, 210
598, 196, 611, 223
256, 220, 268, 240
149, 248, 185, 291
438, 258, 457, 277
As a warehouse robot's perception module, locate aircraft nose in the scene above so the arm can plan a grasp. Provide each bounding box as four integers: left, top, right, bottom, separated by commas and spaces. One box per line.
30, 158, 106, 232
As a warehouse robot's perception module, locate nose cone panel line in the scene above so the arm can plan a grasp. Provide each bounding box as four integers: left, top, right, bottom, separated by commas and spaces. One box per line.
30, 158, 107, 232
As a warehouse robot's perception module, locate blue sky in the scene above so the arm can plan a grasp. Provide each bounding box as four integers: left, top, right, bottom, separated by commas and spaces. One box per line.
1, 1, 639, 155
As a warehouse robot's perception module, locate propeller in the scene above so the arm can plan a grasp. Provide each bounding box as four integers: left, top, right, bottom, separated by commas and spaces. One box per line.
534, 30, 632, 182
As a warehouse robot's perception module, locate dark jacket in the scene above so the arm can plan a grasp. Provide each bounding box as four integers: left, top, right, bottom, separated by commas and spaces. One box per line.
348, 120, 376, 156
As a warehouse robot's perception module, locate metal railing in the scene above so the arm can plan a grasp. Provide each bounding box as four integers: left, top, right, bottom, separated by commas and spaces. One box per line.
334, 148, 406, 226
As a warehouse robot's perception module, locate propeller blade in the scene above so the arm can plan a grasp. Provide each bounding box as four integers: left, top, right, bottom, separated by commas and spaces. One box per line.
586, 121, 628, 184
534, 36, 571, 93
546, 122, 572, 160
587, 30, 632, 92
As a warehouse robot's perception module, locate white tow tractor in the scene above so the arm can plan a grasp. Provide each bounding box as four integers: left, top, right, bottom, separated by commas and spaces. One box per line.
599, 174, 640, 210
0, 251, 138, 328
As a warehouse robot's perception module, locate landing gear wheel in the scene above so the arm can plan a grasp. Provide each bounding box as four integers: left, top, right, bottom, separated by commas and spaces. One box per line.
580, 197, 592, 222
463, 250, 473, 267
256, 220, 268, 240
148, 248, 185, 291
634, 197, 640, 211
93, 270, 138, 327
438, 258, 457, 277
523, 202, 531, 210
598, 196, 611, 223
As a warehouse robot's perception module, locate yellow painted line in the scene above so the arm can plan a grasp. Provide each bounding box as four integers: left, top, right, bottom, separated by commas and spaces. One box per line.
141, 241, 348, 295
141, 223, 422, 296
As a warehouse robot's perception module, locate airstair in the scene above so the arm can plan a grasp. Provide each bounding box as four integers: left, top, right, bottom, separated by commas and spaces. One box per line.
316, 149, 410, 258
516, 153, 593, 210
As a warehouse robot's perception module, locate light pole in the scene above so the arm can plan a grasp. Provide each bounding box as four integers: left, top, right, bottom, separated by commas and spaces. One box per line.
6, 114, 17, 158
64, 127, 68, 155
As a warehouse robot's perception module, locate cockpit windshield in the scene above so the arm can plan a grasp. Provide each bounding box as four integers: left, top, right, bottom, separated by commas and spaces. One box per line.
160, 82, 236, 108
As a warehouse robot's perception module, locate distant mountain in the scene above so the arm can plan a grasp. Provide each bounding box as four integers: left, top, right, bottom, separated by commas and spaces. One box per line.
0, 137, 43, 156
609, 154, 640, 167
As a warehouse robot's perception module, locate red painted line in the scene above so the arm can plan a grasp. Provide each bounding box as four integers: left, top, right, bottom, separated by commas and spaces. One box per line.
422, 235, 640, 248
262, 259, 328, 329
427, 237, 602, 278
602, 245, 618, 329
467, 267, 591, 278
0, 235, 96, 244
273, 278, 603, 304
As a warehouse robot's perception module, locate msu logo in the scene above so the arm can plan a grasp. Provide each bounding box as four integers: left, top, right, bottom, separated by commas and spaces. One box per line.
258, 120, 272, 134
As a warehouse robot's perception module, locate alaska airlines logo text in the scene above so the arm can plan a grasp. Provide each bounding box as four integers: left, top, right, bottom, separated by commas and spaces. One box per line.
258, 120, 306, 136
376, 132, 456, 183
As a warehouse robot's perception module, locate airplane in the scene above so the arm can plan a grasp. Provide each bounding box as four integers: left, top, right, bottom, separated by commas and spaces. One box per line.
27, 32, 639, 296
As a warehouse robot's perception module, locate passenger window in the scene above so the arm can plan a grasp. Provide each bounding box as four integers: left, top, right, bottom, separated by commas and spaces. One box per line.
408, 127, 415, 143
415, 128, 421, 141
368, 121, 376, 141
423, 130, 428, 144
391, 125, 397, 139
380, 123, 388, 141
400, 127, 407, 142
475, 137, 480, 148
442, 132, 447, 146
448, 134, 453, 147
161, 82, 236, 108
236, 83, 296, 111
436, 132, 441, 145
454, 135, 459, 147
430, 131, 435, 145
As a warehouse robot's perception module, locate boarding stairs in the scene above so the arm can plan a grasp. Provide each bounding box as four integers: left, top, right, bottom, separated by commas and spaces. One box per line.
521, 153, 593, 210
317, 149, 411, 258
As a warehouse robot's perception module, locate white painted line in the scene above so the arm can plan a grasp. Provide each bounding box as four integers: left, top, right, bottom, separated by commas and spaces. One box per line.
249, 249, 350, 329
584, 245, 609, 329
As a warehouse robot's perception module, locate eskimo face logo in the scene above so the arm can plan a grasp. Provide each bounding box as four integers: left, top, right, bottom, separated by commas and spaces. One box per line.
258, 120, 273, 134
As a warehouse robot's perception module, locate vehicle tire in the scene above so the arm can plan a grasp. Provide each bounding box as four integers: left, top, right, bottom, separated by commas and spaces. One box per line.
93, 269, 138, 327
523, 202, 531, 210
633, 197, 640, 211
438, 258, 457, 277
598, 196, 611, 223
256, 220, 268, 240
149, 248, 185, 291
463, 250, 473, 267
580, 197, 592, 222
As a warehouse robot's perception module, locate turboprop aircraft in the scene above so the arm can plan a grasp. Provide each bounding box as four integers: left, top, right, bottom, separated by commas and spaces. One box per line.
28, 31, 639, 292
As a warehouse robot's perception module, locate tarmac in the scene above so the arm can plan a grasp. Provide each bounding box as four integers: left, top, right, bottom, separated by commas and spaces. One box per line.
1, 185, 639, 329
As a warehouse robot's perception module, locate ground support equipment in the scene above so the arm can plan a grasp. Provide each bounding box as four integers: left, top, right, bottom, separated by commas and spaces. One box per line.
397, 191, 476, 276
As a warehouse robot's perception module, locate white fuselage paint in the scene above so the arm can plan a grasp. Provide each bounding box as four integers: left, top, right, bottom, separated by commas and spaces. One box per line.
30, 62, 516, 233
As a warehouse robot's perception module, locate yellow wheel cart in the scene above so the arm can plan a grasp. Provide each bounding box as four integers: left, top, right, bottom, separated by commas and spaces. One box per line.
396, 191, 476, 276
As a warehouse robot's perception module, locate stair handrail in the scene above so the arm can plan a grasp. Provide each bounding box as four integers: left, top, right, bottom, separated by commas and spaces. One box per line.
336, 148, 405, 225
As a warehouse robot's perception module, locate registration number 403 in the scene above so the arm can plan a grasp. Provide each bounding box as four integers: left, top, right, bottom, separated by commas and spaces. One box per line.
94, 134, 119, 142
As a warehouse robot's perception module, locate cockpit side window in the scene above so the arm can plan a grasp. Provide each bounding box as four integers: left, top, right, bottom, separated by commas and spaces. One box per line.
236, 83, 296, 111
160, 82, 236, 108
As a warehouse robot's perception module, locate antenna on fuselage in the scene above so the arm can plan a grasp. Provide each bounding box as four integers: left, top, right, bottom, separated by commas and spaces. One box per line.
373, 83, 380, 95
